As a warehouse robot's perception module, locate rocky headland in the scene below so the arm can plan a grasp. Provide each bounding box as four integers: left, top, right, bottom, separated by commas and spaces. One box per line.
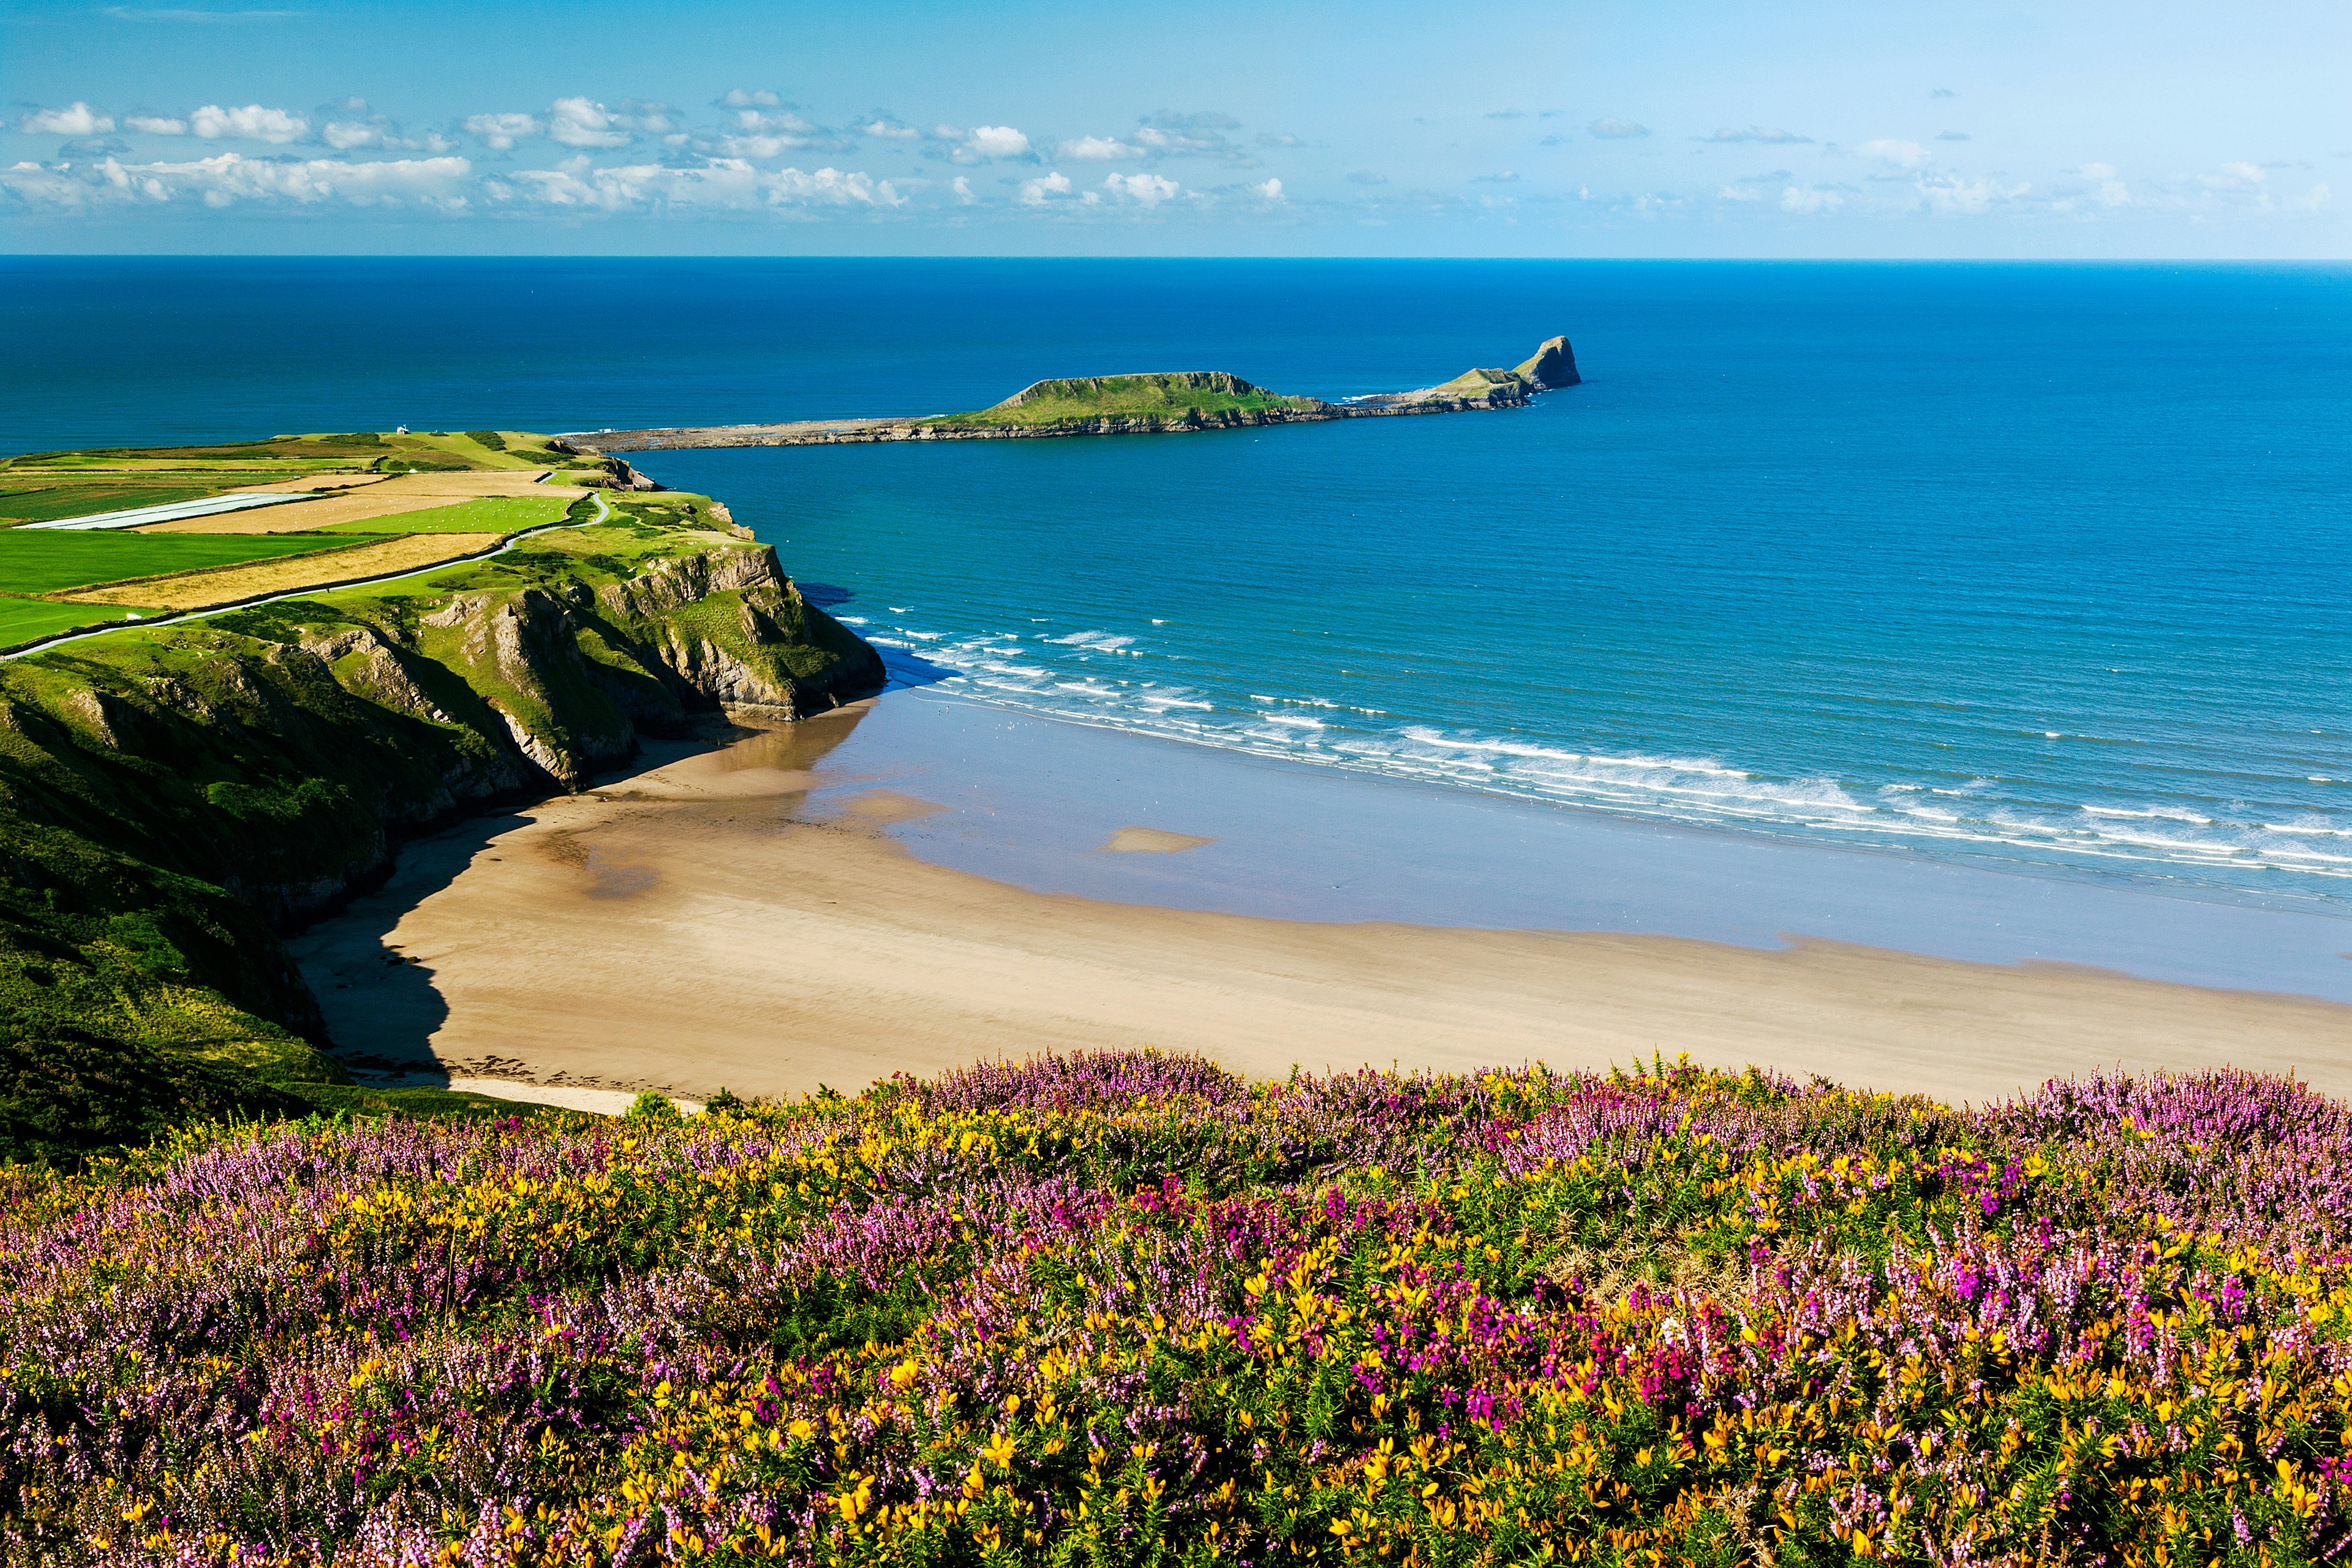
565, 333, 1582, 453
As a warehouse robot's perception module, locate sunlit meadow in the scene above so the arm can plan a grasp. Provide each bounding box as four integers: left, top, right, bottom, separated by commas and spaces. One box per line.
7, 1052, 2352, 1566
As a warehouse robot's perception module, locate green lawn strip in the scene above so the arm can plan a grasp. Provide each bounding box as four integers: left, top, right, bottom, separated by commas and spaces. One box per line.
318, 495, 573, 534
0, 598, 156, 649
0, 532, 385, 598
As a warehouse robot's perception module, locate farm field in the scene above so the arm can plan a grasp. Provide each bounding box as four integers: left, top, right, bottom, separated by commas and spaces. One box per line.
0, 596, 151, 644
0, 480, 230, 524
0, 530, 377, 597
318, 493, 572, 533
67, 532, 503, 608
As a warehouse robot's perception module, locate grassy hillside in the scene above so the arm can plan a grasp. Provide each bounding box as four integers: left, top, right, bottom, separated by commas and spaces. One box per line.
928, 371, 1327, 429
4, 1049, 2348, 1564
0, 440, 884, 1166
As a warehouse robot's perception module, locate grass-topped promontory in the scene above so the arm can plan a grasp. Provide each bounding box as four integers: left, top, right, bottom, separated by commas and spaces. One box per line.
924, 371, 1328, 429
0, 434, 884, 1166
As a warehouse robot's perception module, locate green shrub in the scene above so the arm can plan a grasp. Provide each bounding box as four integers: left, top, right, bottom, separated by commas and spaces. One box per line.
624, 1089, 683, 1125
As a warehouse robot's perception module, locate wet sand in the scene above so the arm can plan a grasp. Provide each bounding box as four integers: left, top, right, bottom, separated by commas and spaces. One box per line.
292, 703, 2352, 1109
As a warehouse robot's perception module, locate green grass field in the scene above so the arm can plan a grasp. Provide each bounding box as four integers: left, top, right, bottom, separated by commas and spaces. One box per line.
0, 532, 379, 597
0, 596, 152, 646
320, 494, 574, 534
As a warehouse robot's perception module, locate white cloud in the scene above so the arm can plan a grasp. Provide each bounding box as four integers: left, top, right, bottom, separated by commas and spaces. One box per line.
718, 89, 781, 110
1017, 170, 1073, 205
1860, 138, 1929, 170
546, 97, 633, 148
1250, 177, 1283, 200
21, 103, 115, 137
950, 175, 973, 203
2204, 161, 2266, 190
1, 160, 107, 205
1705, 126, 1813, 145
1780, 185, 1844, 213
710, 104, 841, 159
1131, 110, 1246, 163
863, 116, 920, 140
1717, 183, 1762, 202
4, 151, 473, 209
1587, 118, 1648, 139
462, 113, 538, 151
189, 103, 308, 143
125, 113, 187, 135
494, 156, 900, 212
957, 124, 1031, 162
1103, 170, 1178, 205
1061, 135, 1140, 161
1916, 174, 2028, 214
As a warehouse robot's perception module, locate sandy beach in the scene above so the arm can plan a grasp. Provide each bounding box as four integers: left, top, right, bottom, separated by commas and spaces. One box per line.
293, 703, 2352, 1109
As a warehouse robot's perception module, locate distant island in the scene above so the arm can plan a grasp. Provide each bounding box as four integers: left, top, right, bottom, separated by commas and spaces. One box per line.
566, 334, 1580, 453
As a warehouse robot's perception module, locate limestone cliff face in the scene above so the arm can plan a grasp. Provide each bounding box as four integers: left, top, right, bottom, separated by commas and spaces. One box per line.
1514, 335, 1581, 389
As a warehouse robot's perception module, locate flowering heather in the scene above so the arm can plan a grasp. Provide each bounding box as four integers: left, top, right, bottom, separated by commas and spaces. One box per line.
7, 1054, 2352, 1566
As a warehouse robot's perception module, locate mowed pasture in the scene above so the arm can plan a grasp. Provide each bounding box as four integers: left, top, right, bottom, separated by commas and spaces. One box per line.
0, 532, 375, 597
321, 494, 573, 533
68, 532, 505, 609
0, 597, 148, 646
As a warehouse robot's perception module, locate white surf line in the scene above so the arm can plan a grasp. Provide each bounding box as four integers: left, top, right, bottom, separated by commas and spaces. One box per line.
20, 491, 327, 532
1, 491, 612, 662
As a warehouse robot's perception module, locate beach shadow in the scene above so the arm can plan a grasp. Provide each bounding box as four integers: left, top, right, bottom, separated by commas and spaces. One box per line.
295, 708, 886, 1082
292, 813, 521, 1083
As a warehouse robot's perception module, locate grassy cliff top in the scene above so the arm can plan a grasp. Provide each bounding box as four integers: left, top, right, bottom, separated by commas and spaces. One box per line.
0, 432, 668, 651
925, 371, 1328, 428
1417, 365, 1537, 401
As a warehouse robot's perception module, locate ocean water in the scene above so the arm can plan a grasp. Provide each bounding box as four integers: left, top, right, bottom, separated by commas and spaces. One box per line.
7, 257, 2349, 913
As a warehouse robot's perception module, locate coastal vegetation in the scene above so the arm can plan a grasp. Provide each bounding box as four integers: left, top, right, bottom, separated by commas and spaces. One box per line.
4, 1049, 2348, 1566
0, 434, 884, 1166
924, 371, 1329, 431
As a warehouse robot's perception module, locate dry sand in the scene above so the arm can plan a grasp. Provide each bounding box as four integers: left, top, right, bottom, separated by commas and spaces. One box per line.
72, 533, 505, 608
292, 709, 2352, 1109
1103, 826, 1218, 853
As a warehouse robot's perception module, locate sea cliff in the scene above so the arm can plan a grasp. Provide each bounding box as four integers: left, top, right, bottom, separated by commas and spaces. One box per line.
0, 470, 884, 1162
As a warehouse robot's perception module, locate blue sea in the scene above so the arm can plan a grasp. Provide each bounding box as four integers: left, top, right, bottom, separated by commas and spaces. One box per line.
8, 257, 2350, 919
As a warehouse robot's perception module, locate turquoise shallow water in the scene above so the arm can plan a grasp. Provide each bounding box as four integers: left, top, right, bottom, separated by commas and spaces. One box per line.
7, 258, 2350, 916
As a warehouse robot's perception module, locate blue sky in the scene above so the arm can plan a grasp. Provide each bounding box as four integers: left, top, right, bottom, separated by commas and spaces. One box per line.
3, 0, 2344, 257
